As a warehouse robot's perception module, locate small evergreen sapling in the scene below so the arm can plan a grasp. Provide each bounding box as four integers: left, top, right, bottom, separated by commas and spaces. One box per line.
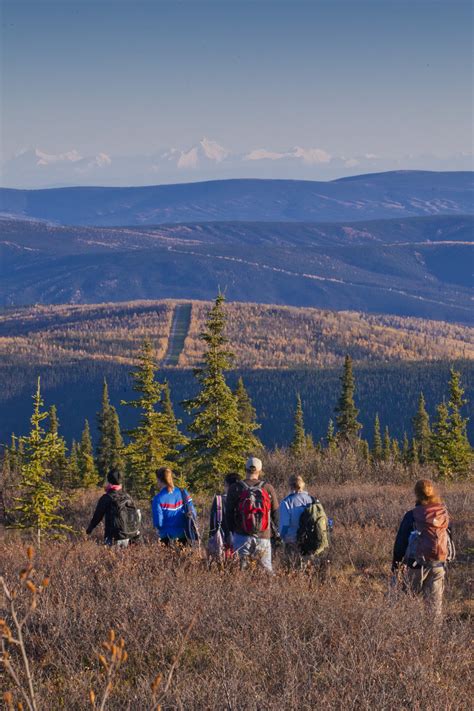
12, 379, 70, 545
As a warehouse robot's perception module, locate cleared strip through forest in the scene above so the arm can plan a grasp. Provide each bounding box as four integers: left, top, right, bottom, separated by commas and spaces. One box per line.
162, 303, 192, 366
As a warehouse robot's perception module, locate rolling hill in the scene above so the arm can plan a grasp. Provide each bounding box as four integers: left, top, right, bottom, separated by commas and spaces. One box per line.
0, 214, 472, 321
1, 172, 473, 225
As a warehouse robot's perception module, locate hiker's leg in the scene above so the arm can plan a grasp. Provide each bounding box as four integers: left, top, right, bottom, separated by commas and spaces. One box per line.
115, 539, 129, 549
405, 567, 423, 595
233, 533, 252, 570
423, 566, 445, 620
255, 538, 273, 573
284, 543, 300, 570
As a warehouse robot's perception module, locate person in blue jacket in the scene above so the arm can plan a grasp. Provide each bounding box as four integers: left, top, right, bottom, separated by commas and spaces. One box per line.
152, 467, 197, 546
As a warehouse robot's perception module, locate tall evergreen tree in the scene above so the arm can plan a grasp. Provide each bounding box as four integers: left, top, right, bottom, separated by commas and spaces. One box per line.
68, 439, 81, 488
97, 380, 124, 480
12, 379, 69, 544
47, 405, 69, 488
122, 340, 186, 496
432, 370, 472, 478
359, 438, 370, 462
391, 437, 401, 462
335, 355, 362, 442
325, 419, 337, 451
445, 368, 472, 477
78, 420, 99, 488
372, 414, 383, 461
412, 393, 431, 464
382, 426, 392, 462
402, 432, 410, 465
234, 377, 262, 449
290, 394, 306, 456
181, 294, 259, 491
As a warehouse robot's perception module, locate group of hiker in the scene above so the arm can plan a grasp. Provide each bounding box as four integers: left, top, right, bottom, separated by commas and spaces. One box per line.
86, 457, 454, 617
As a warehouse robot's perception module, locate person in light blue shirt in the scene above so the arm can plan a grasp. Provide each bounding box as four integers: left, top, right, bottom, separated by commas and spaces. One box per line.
151, 467, 197, 546
279, 474, 314, 568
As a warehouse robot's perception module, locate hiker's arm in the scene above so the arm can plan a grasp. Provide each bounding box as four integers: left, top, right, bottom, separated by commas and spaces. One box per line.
268, 484, 280, 530
209, 496, 217, 536
184, 490, 197, 519
279, 501, 289, 539
151, 496, 163, 533
392, 511, 413, 570
225, 486, 237, 533
86, 496, 107, 534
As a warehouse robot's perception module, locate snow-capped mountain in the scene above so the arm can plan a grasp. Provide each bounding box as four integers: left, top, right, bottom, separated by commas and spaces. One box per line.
1, 141, 472, 188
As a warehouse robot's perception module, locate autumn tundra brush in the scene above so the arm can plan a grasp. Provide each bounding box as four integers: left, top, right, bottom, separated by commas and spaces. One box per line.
1, 483, 472, 710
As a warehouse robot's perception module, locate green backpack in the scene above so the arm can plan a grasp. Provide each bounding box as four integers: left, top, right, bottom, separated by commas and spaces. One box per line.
296, 498, 330, 556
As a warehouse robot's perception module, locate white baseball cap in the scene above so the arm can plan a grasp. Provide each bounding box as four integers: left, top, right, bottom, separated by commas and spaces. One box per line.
245, 457, 262, 472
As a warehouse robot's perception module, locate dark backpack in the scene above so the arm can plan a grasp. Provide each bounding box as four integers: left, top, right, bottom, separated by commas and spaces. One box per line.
180, 488, 200, 544
109, 491, 141, 540
207, 494, 225, 560
237, 481, 271, 535
296, 498, 330, 556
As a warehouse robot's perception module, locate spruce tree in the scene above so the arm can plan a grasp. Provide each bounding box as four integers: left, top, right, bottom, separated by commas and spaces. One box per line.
410, 437, 419, 466
78, 420, 99, 488
234, 377, 262, 448
402, 432, 410, 465
12, 379, 69, 544
391, 438, 401, 462
68, 440, 81, 488
412, 393, 431, 464
290, 394, 306, 456
372, 414, 383, 461
445, 368, 472, 477
97, 380, 124, 481
47, 405, 69, 488
122, 340, 187, 496
382, 426, 391, 462
431, 370, 472, 478
335, 355, 362, 442
325, 419, 337, 451
359, 438, 370, 462
181, 294, 259, 491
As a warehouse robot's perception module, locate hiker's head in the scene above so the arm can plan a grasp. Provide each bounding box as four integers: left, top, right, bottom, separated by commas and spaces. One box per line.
224, 472, 240, 493
156, 466, 174, 491
288, 474, 305, 492
107, 468, 122, 486
414, 479, 441, 505
245, 457, 262, 480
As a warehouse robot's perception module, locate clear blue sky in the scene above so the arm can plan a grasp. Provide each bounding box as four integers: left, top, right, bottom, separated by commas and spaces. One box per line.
1, 0, 472, 182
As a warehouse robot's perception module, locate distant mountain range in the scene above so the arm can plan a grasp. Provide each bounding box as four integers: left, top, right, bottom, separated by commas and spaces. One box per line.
3, 141, 472, 188
1, 171, 473, 225
1, 213, 472, 322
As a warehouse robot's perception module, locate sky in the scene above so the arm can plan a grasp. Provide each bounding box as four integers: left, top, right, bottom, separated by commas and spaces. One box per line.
1, 0, 472, 187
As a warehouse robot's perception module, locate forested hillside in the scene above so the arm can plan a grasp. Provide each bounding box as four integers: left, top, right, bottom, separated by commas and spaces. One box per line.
1, 213, 472, 320
1, 300, 473, 370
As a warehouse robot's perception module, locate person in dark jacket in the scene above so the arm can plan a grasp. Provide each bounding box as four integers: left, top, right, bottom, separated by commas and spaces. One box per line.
226, 457, 279, 572
392, 479, 450, 618
208, 472, 241, 556
86, 468, 134, 547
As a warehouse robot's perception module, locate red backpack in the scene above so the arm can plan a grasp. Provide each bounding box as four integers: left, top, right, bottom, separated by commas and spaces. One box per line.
237, 481, 271, 535
406, 504, 450, 564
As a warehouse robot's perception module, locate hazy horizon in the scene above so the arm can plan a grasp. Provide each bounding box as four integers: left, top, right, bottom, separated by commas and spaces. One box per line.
1, 0, 472, 188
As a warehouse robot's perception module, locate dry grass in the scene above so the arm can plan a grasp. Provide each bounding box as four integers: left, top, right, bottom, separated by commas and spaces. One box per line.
1, 483, 472, 710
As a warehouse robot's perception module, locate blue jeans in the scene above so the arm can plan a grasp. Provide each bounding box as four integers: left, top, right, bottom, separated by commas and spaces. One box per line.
233, 534, 272, 573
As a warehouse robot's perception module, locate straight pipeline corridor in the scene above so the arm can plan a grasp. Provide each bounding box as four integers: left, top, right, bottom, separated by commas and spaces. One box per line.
162, 303, 192, 367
